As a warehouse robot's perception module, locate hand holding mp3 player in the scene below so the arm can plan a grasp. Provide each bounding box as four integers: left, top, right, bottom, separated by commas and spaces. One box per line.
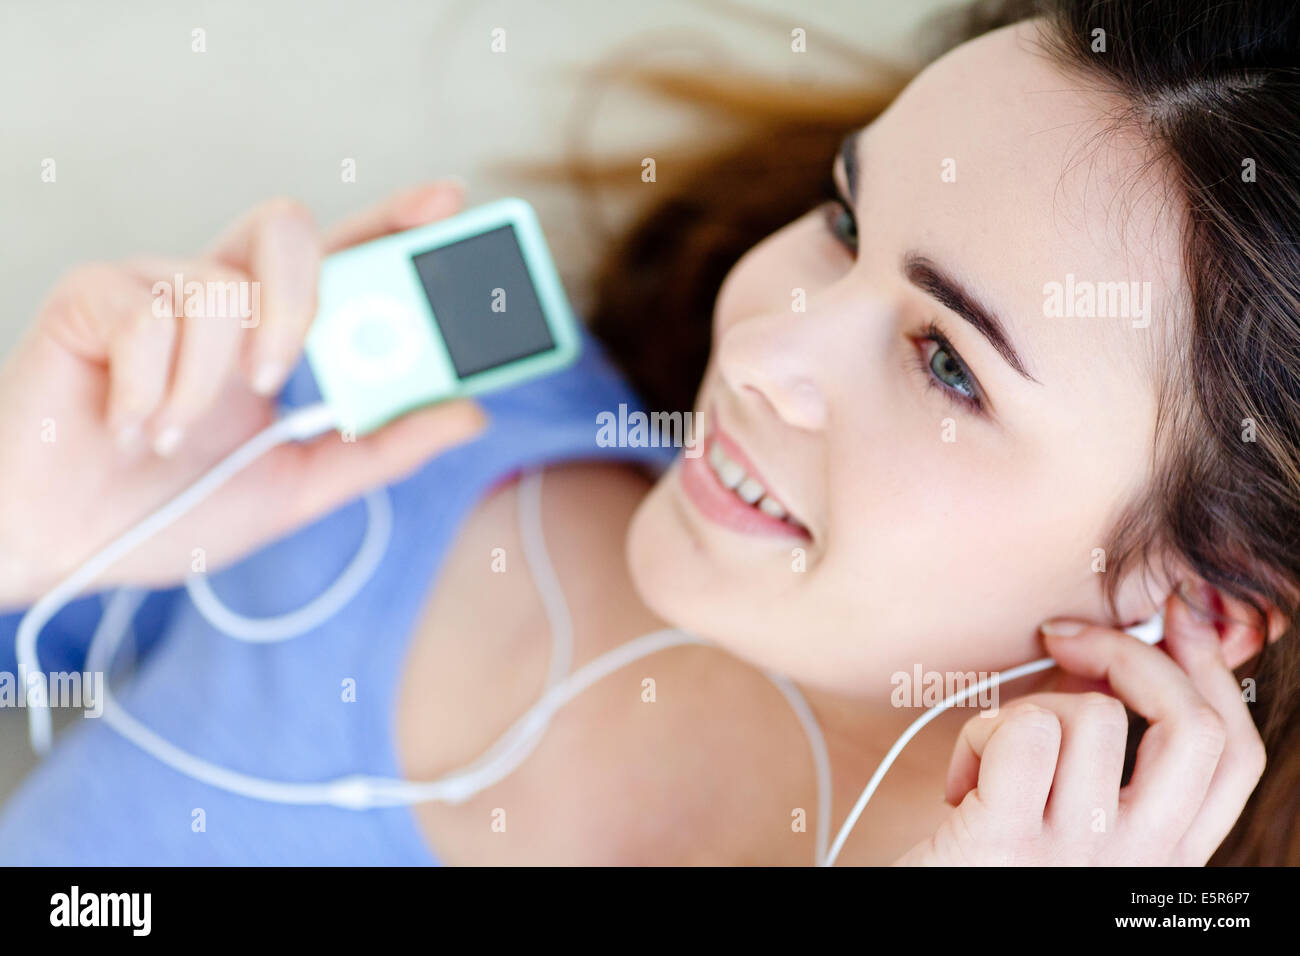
11, 186, 588, 755
305, 196, 582, 435
0, 183, 529, 606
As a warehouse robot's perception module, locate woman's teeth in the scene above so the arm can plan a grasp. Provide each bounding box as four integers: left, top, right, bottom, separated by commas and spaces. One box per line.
707, 441, 791, 521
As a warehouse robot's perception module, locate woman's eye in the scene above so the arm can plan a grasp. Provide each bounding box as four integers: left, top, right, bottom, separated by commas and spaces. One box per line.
822, 196, 858, 253
919, 333, 982, 410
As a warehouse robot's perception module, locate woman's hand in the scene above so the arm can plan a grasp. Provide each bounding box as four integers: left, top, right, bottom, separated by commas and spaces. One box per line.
0, 182, 487, 609
895, 586, 1267, 865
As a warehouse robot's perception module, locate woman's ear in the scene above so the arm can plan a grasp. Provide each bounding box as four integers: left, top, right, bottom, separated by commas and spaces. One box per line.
1265, 604, 1290, 643
1179, 579, 1287, 669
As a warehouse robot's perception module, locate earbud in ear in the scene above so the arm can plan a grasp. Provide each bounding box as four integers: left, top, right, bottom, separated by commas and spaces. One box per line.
1124, 611, 1165, 646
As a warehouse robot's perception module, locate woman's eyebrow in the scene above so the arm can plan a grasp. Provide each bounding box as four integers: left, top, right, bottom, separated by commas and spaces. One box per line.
838, 130, 1038, 385
904, 253, 1039, 384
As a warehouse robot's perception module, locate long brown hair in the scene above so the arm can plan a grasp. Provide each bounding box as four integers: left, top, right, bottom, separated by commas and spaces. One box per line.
523, 0, 1300, 865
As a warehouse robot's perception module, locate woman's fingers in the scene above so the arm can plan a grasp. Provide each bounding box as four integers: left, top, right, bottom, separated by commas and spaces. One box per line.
105, 306, 176, 446
48, 186, 472, 460
204, 183, 465, 399
321, 180, 464, 254
1043, 622, 1225, 852
207, 198, 321, 397
268, 399, 488, 534
1041, 692, 1128, 838
940, 598, 1264, 864
119, 257, 255, 455
1159, 586, 1268, 863
950, 692, 1127, 841
50, 264, 178, 443
948, 701, 1061, 835
40, 261, 192, 449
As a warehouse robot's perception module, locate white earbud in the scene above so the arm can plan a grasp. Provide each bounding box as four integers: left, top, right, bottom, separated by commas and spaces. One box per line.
1125, 611, 1165, 645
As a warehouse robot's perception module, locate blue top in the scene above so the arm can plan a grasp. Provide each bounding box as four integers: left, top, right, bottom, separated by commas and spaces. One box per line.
0, 331, 674, 864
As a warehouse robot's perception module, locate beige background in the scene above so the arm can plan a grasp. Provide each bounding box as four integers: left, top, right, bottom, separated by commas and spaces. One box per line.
0, 0, 953, 801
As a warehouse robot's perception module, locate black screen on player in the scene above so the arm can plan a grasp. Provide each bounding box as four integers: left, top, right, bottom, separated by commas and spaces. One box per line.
410, 224, 556, 379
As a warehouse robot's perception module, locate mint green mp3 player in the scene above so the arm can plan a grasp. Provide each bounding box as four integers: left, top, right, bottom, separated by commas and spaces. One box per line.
305, 197, 582, 435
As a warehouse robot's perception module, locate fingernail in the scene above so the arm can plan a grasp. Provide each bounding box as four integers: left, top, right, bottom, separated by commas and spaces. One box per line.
1040, 620, 1086, 638
252, 361, 285, 396
153, 425, 184, 457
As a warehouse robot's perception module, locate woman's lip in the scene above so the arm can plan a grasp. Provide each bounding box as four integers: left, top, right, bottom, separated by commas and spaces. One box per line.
677, 421, 810, 541
709, 421, 797, 518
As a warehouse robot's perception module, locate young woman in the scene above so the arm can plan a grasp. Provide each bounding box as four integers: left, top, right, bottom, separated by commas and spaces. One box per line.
0, 0, 1296, 865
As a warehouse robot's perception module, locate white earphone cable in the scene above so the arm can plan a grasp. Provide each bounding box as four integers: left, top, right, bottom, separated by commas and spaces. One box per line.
20, 395, 1142, 866
73, 462, 710, 811
17, 402, 339, 754
517, 470, 573, 688
61, 456, 832, 866
184, 488, 394, 643
821, 655, 1055, 867
766, 670, 833, 865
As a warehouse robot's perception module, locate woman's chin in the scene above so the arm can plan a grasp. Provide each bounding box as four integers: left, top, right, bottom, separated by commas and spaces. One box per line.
626, 470, 782, 659
626, 472, 727, 638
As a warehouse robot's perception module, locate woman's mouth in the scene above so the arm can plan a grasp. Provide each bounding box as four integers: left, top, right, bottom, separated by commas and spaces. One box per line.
678, 422, 811, 540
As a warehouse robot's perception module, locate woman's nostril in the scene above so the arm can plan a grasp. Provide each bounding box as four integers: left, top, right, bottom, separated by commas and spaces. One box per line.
733, 379, 826, 431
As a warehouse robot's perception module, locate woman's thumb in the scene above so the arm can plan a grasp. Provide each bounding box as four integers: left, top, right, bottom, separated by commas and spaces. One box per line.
282, 400, 488, 524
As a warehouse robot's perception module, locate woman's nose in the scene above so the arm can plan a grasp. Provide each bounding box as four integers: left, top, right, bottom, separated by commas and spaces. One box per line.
715, 310, 834, 432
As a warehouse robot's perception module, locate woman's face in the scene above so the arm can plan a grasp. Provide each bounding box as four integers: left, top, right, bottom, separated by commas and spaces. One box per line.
626, 20, 1187, 694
